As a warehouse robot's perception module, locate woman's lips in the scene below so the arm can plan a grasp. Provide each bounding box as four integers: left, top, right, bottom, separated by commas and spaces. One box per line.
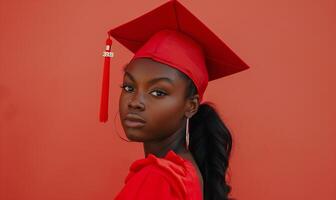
124, 119, 146, 128
124, 113, 146, 128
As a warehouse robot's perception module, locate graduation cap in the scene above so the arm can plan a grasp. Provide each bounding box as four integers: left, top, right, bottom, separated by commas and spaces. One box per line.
99, 0, 250, 123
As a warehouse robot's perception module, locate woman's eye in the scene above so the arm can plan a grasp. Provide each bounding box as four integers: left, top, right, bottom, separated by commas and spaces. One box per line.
119, 84, 167, 97
150, 90, 167, 97
119, 84, 134, 92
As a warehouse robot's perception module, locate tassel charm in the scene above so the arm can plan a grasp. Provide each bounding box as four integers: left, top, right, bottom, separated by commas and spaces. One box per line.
99, 35, 114, 123
103, 43, 114, 58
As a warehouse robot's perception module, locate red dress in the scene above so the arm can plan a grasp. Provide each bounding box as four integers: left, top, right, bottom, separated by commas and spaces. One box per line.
114, 150, 203, 200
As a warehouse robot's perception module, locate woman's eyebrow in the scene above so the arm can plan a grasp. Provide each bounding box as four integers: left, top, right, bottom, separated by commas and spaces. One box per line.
124, 71, 174, 86
124, 71, 135, 82
148, 77, 174, 86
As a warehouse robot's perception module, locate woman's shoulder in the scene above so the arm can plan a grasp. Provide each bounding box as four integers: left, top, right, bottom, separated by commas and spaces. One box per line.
117, 150, 202, 200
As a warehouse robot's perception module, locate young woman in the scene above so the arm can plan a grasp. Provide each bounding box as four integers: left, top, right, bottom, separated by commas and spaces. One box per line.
99, 1, 250, 200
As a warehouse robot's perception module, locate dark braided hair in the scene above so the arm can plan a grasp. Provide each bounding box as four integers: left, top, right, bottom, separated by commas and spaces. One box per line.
178, 71, 235, 200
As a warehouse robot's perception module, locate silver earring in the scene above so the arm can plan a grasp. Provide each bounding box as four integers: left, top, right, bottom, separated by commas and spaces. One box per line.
186, 117, 190, 150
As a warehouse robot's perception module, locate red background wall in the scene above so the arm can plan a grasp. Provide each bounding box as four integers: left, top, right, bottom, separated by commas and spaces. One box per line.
1, 0, 335, 199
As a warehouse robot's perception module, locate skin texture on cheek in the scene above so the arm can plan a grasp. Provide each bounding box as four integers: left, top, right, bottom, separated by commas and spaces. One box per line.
144, 100, 186, 142
118, 58, 189, 143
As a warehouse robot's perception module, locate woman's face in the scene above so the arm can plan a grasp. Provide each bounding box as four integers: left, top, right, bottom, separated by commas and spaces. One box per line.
119, 58, 191, 142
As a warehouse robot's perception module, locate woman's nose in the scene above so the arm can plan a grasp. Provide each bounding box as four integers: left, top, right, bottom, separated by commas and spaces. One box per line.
128, 92, 145, 110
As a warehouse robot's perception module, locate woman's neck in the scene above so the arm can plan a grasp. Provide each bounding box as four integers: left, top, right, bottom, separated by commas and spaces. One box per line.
143, 125, 187, 158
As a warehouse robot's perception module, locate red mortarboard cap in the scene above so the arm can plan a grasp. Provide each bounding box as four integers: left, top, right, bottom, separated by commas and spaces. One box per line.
99, 0, 250, 123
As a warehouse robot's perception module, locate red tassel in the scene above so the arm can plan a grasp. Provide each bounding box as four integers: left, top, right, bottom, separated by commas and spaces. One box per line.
99, 34, 113, 123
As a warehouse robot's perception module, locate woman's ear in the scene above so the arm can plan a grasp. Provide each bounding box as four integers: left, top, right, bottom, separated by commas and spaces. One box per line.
185, 94, 200, 118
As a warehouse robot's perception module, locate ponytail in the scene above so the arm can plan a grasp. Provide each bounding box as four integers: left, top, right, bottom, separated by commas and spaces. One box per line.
179, 72, 234, 200
189, 103, 233, 200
